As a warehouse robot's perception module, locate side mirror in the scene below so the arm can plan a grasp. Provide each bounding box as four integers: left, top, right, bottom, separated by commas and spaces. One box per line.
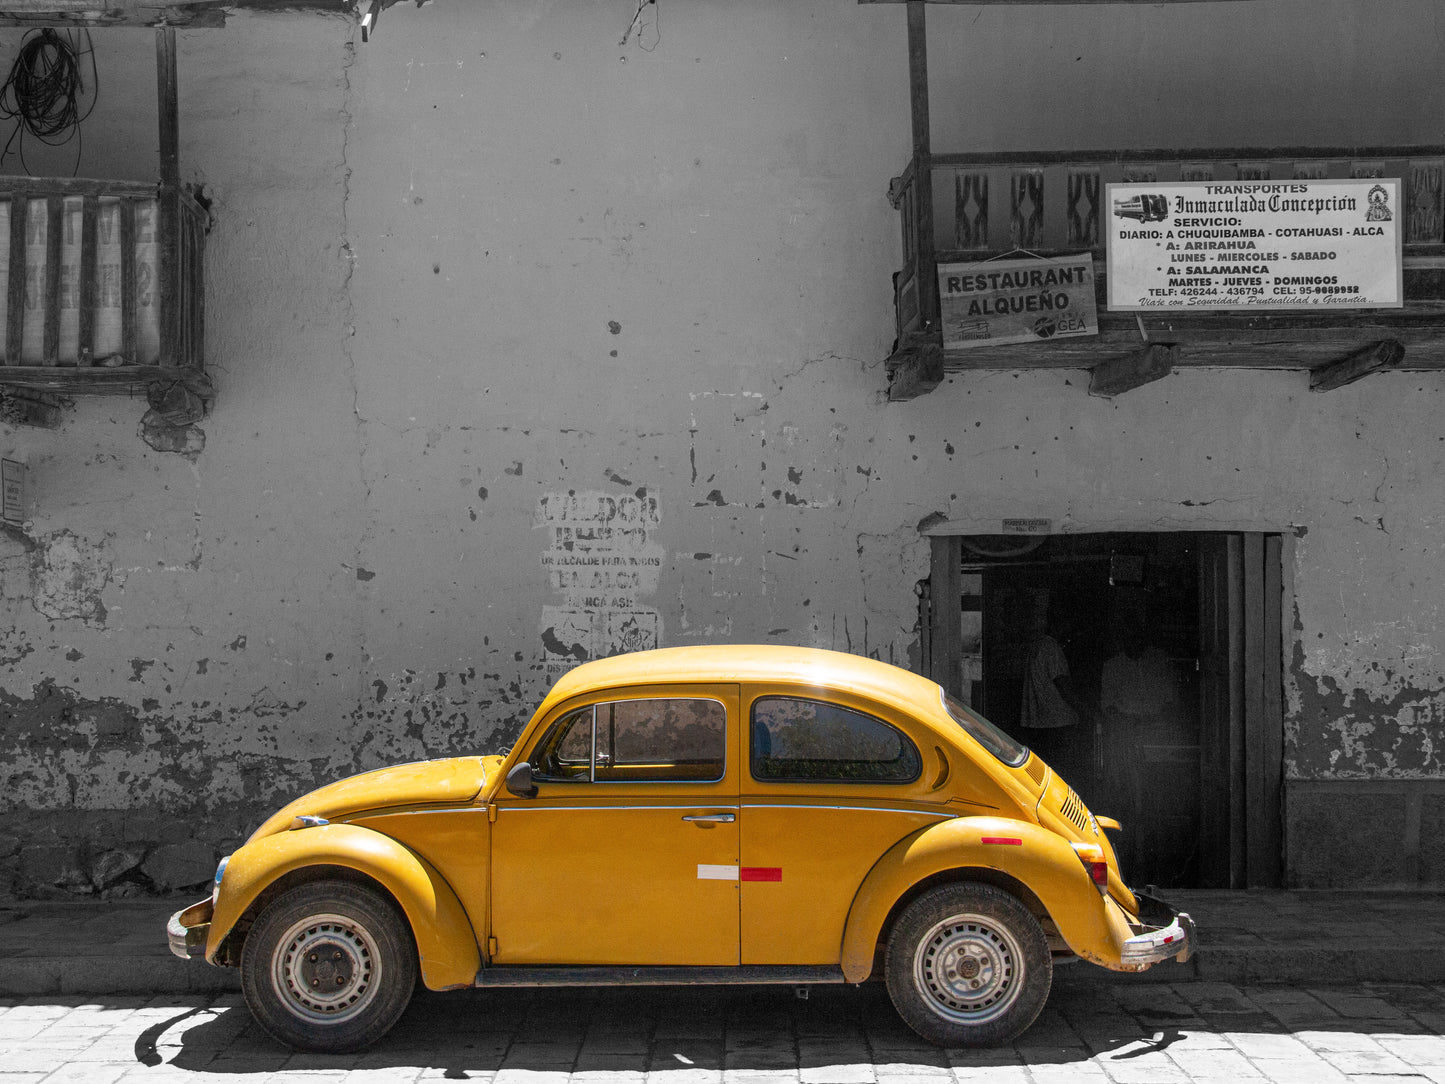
505, 761, 538, 799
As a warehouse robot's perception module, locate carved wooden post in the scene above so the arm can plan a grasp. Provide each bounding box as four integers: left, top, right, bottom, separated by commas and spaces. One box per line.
156, 27, 179, 370
906, 2, 936, 330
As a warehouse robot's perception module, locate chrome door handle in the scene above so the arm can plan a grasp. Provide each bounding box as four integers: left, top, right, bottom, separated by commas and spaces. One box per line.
683, 813, 735, 823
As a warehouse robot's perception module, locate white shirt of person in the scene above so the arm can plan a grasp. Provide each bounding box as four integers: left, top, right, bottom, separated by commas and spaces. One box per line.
1021, 634, 1079, 730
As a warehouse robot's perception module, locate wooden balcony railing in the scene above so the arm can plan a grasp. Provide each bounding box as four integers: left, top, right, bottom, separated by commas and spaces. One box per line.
0, 177, 206, 393
889, 145, 1445, 352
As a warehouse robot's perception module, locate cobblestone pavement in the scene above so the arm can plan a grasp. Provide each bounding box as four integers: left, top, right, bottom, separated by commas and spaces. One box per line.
3, 978, 1445, 1084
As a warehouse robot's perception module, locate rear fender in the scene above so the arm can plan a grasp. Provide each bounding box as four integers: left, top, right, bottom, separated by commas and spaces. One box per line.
839, 816, 1132, 981
207, 822, 480, 990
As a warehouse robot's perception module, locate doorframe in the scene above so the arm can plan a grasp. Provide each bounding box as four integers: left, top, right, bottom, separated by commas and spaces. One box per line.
921, 525, 1292, 889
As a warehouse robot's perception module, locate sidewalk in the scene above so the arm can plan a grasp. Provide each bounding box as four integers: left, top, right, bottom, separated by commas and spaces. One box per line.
1, 889, 1443, 997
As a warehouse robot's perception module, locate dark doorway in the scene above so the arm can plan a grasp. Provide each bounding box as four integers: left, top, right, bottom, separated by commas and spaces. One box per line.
920, 531, 1282, 889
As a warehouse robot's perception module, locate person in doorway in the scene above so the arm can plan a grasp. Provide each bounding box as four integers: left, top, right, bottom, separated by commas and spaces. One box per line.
1019, 597, 1097, 789
1099, 599, 1181, 873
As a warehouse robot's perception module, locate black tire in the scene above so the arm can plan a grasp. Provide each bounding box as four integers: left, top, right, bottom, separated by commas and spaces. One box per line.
240, 879, 418, 1053
884, 882, 1052, 1047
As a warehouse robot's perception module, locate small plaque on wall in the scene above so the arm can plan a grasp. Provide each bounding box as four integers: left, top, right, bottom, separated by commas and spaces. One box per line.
2, 458, 26, 524
1001, 518, 1053, 535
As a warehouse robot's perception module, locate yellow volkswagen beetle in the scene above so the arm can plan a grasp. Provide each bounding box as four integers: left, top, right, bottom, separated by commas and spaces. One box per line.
168, 645, 1192, 1052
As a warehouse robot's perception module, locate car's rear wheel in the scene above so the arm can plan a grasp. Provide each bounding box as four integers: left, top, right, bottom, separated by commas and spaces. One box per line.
240, 880, 417, 1052
884, 882, 1051, 1046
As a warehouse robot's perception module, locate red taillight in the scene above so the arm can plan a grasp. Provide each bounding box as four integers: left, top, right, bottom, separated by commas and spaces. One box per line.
1071, 842, 1108, 888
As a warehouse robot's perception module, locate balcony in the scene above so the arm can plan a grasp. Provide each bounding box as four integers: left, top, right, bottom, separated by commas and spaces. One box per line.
0, 178, 205, 395
887, 146, 1445, 398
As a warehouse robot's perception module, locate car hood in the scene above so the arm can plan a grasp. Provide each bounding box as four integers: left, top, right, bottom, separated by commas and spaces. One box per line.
247, 756, 495, 843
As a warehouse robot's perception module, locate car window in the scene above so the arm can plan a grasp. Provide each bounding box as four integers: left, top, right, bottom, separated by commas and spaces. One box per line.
532, 698, 726, 783
533, 707, 595, 781
941, 690, 1029, 768
750, 697, 921, 784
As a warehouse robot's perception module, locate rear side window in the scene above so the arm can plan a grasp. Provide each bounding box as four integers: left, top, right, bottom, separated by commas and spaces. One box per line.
942, 690, 1029, 768
532, 698, 726, 783
751, 697, 921, 784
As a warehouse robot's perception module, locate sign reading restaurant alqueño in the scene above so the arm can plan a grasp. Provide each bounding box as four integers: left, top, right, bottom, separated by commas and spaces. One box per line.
938, 254, 1099, 350
1106, 179, 1403, 311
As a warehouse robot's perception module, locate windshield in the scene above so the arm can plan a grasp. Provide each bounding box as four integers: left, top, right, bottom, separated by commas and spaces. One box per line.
941, 689, 1029, 768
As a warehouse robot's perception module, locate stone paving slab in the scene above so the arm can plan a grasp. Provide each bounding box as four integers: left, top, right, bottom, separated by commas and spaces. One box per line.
3, 891, 1445, 997
4, 980, 1445, 1083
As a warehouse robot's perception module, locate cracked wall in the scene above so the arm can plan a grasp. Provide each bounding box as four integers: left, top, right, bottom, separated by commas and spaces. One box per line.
0, 2, 1443, 897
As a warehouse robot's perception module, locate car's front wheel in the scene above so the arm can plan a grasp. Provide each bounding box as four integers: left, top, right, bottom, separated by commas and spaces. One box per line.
884, 882, 1051, 1046
240, 879, 418, 1052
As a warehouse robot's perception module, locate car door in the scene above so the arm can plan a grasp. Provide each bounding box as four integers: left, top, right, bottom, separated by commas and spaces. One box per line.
738, 687, 955, 965
490, 683, 740, 966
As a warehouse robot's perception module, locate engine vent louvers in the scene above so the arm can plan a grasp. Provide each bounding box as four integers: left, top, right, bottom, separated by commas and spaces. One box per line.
1025, 755, 1047, 786
1059, 786, 1091, 833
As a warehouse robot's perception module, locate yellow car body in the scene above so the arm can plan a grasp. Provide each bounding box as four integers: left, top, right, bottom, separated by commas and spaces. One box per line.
169, 645, 1192, 1052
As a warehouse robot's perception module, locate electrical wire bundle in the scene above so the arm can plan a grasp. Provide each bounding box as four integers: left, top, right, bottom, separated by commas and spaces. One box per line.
0, 28, 98, 175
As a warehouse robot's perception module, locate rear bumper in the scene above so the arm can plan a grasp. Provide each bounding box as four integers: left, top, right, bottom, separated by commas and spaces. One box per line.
1121, 909, 1195, 967
167, 898, 214, 961
1119, 889, 1194, 968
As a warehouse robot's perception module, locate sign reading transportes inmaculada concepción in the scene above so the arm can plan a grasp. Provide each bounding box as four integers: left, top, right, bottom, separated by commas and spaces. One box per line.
938, 254, 1099, 350
1106, 179, 1403, 311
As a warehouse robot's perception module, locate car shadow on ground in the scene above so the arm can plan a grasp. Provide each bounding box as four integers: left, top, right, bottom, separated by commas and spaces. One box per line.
139, 982, 1194, 1077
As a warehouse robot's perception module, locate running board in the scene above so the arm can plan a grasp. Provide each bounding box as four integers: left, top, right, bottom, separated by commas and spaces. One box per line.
474, 965, 847, 988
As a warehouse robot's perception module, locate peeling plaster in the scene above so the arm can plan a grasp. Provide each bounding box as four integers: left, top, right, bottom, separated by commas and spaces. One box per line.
29, 531, 112, 625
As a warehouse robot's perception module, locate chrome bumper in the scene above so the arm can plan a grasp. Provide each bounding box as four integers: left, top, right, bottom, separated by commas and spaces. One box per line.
1121, 908, 1195, 967
167, 898, 213, 960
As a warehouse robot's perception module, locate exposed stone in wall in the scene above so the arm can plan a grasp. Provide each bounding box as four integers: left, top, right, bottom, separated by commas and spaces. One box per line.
1286, 513, 1445, 780
1290, 637, 1445, 779
0, 807, 236, 902
27, 531, 111, 625
0, 662, 531, 898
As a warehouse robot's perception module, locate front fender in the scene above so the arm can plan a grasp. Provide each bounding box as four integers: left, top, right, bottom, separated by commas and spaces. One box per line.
207, 822, 480, 991
839, 816, 1134, 982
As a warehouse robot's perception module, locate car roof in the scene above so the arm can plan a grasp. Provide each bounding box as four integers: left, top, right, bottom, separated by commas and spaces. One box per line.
537, 644, 945, 718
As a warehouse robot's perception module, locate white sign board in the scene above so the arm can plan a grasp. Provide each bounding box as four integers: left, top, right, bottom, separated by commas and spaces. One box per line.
1, 458, 25, 524
1106, 179, 1403, 311
939, 255, 1098, 349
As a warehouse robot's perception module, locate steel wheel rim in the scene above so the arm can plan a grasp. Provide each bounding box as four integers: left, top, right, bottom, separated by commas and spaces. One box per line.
912, 911, 1025, 1025
270, 911, 382, 1025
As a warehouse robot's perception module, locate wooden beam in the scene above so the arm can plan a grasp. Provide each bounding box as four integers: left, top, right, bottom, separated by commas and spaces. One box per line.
905, 1, 937, 329
1309, 339, 1406, 392
928, 535, 962, 697
78, 196, 97, 364
1242, 532, 1268, 889
120, 200, 136, 363
6, 197, 26, 366
41, 195, 61, 365
0, 0, 349, 26
887, 337, 944, 401
0, 362, 214, 394
1088, 342, 1176, 397
1260, 533, 1284, 888
156, 26, 179, 369
0, 2, 227, 27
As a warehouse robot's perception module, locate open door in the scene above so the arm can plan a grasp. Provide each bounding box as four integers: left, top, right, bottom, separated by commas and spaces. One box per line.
923, 530, 1284, 889
1198, 533, 1284, 888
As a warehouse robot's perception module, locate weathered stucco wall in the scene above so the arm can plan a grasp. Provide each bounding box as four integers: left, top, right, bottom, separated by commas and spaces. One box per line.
0, 1, 1441, 897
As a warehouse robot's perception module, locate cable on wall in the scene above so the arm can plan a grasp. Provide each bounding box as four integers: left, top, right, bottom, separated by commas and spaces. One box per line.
0, 28, 99, 176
